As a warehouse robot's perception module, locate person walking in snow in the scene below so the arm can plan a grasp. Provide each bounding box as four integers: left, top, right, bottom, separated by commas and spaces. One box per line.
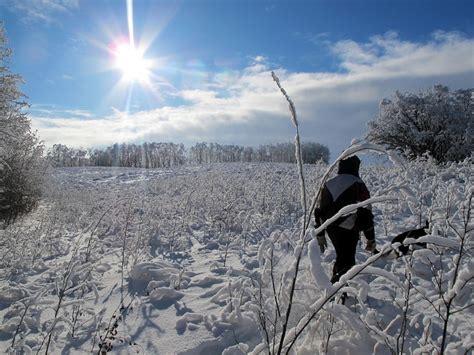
314, 155, 376, 283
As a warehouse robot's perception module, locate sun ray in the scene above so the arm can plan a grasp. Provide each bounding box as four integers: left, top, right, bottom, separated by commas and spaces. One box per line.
127, 0, 135, 48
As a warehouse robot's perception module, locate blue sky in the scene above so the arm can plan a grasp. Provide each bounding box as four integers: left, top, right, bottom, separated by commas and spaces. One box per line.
1, 0, 473, 158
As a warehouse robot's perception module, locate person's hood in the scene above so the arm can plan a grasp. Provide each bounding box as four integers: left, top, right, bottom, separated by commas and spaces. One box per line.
337, 155, 361, 177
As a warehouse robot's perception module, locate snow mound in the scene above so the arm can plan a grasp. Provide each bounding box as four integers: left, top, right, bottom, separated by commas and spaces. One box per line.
189, 276, 223, 288
128, 261, 181, 294
222, 343, 249, 355
0, 285, 28, 308
149, 287, 184, 309
179, 314, 258, 354
201, 241, 219, 250
175, 313, 204, 334
175, 317, 187, 334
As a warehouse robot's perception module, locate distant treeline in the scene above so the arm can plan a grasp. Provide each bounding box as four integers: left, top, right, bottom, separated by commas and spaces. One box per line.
47, 142, 329, 168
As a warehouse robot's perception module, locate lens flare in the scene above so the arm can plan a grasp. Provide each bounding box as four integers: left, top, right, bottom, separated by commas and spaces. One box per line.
113, 42, 151, 83
99, 0, 172, 109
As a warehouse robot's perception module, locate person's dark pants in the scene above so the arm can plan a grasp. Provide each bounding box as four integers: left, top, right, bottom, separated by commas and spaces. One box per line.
327, 226, 359, 283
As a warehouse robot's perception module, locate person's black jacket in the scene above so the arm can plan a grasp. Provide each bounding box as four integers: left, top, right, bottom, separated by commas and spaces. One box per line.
315, 156, 374, 240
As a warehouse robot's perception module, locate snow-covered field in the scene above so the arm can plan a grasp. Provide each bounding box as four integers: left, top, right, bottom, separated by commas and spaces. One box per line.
0, 159, 472, 354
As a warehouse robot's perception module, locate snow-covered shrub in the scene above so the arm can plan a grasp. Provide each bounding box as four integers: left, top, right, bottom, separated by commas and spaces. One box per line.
0, 24, 46, 226
367, 85, 473, 163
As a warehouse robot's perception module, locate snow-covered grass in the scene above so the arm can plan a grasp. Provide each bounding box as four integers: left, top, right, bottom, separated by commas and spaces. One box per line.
0, 158, 472, 354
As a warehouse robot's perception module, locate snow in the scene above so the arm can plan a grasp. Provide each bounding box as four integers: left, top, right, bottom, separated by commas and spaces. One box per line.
0, 159, 473, 354
308, 236, 332, 290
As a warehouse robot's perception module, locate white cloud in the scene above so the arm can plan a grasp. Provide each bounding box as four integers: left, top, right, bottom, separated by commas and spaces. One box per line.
29, 105, 93, 119
332, 31, 473, 78
295, 31, 332, 47
31, 31, 474, 159
6, 0, 80, 25
180, 90, 219, 104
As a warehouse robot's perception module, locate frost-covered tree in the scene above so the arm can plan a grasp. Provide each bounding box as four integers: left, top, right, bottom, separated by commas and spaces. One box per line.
0, 24, 45, 226
188, 141, 329, 164
367, 85, 473, 163
301, 142, 330, 163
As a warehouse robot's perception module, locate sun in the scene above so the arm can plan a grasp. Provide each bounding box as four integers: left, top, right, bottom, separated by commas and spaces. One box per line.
113, 42, 151, 83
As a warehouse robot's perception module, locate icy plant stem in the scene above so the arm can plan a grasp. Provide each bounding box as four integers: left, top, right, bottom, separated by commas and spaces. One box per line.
128, 198, 147, 269
71, 267, 95, 338
397, 252, 415, 354
11, 301, 30, 349
120, 197, 134, 306
96, 295, 135, 354
322, 313, 336, 354
250, 277, 271, 350
223, 238, 231, 267
270, 247, 281, 319
39, 250, 80, 354
272, 71, 308, 354
85, 197, 128, 263
440, 191, 472, 354
271, 71, 307, 225
277, 248, 303, 354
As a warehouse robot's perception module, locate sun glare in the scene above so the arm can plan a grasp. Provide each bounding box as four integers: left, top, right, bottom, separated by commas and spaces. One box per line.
113, 42, 151, 83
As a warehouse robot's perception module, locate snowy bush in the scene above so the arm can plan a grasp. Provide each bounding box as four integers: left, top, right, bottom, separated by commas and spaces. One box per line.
0, 25, 46, 226
367, 85, 473, 163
